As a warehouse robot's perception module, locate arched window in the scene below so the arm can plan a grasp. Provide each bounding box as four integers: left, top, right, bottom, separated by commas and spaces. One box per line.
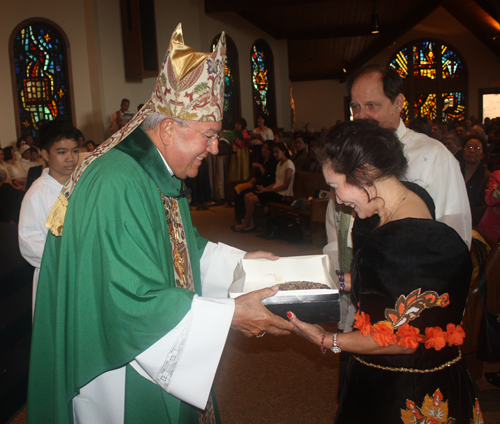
389, 40, 467, 123
251, 39, 277, 128
10, 19, 74, 138
212, 34, 241, 130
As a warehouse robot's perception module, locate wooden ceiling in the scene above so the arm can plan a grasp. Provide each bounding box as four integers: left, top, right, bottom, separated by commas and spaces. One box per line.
205, 0, 500, 82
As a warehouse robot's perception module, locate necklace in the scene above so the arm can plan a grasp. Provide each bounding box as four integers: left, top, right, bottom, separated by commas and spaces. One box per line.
386, 190, 409, 223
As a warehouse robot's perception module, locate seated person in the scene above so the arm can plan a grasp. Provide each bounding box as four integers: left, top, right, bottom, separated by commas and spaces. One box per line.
85, 140, 97, 152
291, 133, 309, 170
478, 170, 500, 240
461, 134, 491, 227
4, 146, 27, 188
18, 120, 79, 314
233, 140, 277, 224
233, 142, 294, 232
252, 113, 273, 141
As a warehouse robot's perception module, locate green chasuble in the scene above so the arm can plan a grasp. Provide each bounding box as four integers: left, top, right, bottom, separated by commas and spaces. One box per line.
27, 128, 216, 424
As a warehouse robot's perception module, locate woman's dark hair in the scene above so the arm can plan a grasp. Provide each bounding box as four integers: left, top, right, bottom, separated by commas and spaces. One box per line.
316, 119, 408, 193
234, 117, 247, 130
462, 133, 488, 154
274, 141, 291, 159
16, 137, 26, 149
263, 140, 276, 152
3, 146, 14, 161
256, 113, 267, 125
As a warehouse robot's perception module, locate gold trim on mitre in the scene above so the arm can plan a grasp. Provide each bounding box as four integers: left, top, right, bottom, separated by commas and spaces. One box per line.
170, 23, 210, 81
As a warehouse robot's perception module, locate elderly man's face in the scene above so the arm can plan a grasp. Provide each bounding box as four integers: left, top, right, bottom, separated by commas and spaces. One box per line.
168, 120, 221, 179
443, 137, 460, 154
350, 72, 403, 130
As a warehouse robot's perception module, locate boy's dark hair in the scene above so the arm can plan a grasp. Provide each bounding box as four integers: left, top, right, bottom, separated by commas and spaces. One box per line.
38, 120, 79, 152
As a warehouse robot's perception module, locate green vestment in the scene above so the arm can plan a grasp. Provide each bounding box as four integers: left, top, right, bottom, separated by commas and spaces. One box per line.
27, 128, 216, 423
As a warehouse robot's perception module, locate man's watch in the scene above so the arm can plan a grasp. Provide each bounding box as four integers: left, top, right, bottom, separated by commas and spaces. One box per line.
330, 332, 342, 354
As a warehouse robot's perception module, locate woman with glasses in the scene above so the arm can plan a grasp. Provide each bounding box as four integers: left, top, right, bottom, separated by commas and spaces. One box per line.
461, 134, 491, 227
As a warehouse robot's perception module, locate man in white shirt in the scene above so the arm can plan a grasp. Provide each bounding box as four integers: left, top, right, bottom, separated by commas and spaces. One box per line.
325, 64, 472, 331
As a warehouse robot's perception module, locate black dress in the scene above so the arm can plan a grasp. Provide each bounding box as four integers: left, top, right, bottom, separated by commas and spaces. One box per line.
336, 219, 483, 423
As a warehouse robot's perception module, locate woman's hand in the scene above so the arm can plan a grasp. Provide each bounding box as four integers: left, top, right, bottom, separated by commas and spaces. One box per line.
287, 311, 326, 347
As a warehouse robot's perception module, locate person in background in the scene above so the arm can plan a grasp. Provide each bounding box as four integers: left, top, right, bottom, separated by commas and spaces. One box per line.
291, 133, 309, 170
233, 141, 294, 233
461, 134, 491, 227
18, 120, 79, 314
252, 113, 274, 141
288, 119, 482, 423
3, 147, 24, 189
430, 121, 446, 142
478, 170, 500, 241
85, 140, 97, 152
442, 131, 463, 161
76, 129, 86, 153
233, 140, 277, 225
29, 147, 44, 166
109, 98, 130, 135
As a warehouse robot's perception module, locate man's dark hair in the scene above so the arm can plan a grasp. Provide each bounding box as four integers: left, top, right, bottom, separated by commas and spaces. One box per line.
316, 119, 408, 199
121, 98, 130, 105
38, 120, 79, 152
347, 65, 403, 104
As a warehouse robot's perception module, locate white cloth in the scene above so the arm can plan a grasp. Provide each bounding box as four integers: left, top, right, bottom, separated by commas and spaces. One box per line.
253, 126, 274, 141
18, 168, 63, 315
73, 241, 247, 423
274, 159, 295, 196
396, 119, 472, 247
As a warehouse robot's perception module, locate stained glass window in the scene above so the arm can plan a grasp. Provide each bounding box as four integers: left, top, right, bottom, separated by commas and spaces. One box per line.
441, 45, 465, 79
11, 20, 72, 138
388, 40, 467, 123
390, 47, 408, 79
212, 34, 240, 129
251, 40, 276, 128
442, 92, 466, 121
413, 42, 436, 80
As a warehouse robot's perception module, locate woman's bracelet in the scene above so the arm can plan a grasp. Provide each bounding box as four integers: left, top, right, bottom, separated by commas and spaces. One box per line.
336, 270, 345, 291
320, 331, 328, 355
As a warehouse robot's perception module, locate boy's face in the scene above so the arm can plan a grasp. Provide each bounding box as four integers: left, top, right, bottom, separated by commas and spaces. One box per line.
41, 138, 79, 184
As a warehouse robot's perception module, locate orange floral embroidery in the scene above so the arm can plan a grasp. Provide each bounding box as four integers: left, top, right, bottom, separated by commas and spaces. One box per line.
371, 321, 397, 346
353, 310, 372, 336
396, 323, 420, 349
445, 323, 465, 346
401, 389, 454, 424
424, 327, 447, 351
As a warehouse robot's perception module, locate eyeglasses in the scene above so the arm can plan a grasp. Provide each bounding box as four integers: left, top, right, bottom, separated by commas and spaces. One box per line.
465, 145, 482, 151
171, 118, 220, 146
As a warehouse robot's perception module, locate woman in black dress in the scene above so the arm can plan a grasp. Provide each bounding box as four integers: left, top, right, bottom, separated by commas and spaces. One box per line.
287, 120, 483, 423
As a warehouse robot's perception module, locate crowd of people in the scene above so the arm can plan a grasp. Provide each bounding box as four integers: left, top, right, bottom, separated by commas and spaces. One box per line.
2, 23, 499, 424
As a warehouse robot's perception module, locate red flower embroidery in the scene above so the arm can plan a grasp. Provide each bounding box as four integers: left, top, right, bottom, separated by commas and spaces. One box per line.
396, 323, 420, 349
445, 323, 465, 346
371, 321, 397, 346
354, 310, 372, 336
424, 327, 447, 351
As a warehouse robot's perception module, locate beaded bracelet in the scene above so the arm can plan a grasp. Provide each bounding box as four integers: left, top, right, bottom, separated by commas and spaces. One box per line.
320, 331, 328, 355
336, 270, 345, 291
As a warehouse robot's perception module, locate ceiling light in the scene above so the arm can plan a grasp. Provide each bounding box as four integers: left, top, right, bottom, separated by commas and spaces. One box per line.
371, 13, 379, 34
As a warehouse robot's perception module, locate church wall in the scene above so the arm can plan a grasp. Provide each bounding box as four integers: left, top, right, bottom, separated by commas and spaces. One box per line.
292, 6, 500, 131
1, 0, 291, 147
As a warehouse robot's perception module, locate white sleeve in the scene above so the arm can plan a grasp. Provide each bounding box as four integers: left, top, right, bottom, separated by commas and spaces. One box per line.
323, 191, 340, 271
426, 156, 472, 248
18, 188, 49, 268
131, 295, 234, 409
200, 241, 246, 297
